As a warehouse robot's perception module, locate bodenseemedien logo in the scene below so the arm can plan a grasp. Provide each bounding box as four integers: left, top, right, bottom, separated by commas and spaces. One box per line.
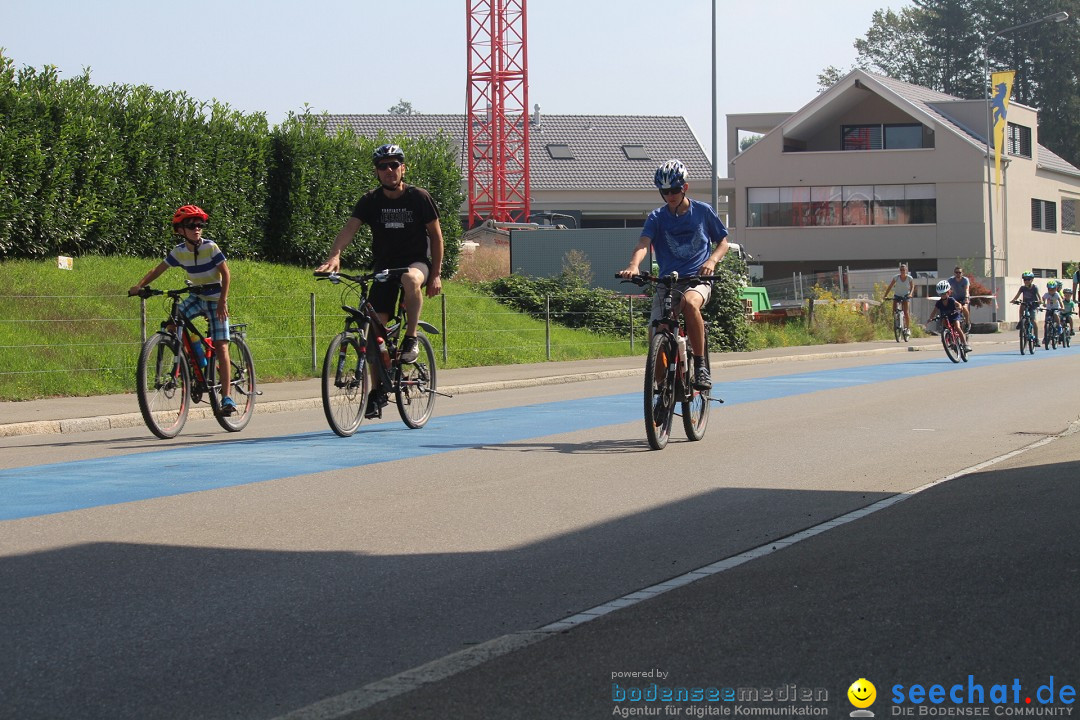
849, 678, 877, 718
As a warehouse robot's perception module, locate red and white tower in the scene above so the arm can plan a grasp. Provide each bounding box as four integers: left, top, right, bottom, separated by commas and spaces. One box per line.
465, 0, 530, 227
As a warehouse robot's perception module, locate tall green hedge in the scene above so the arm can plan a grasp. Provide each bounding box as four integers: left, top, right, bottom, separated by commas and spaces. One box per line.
0, 53, 463, 277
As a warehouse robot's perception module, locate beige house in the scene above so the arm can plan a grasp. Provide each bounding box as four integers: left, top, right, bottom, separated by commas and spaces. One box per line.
723, 69, 1080, 322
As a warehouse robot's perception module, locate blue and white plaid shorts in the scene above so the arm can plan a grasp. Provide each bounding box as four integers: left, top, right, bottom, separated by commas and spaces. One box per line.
178, 295, 230, 342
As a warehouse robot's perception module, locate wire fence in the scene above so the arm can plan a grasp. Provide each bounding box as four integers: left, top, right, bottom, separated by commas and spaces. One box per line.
0, 290, 655, 400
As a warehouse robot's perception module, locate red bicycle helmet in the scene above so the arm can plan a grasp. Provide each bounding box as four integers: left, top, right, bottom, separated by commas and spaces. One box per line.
172, 205, 209, 226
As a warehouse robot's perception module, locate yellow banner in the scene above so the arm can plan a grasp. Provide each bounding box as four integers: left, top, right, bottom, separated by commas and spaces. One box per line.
991, 70, 1015, 189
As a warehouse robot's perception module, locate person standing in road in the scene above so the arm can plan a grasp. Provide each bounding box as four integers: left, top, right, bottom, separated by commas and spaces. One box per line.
617, 159, 729, 391
317, 143, 444, 418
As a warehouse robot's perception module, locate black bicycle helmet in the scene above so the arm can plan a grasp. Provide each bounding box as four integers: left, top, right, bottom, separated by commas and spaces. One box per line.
373, 143, 405, 164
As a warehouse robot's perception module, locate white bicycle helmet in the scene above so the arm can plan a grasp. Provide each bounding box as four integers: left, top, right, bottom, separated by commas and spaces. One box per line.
654, 159, 688, 190
936, 280, 951, 294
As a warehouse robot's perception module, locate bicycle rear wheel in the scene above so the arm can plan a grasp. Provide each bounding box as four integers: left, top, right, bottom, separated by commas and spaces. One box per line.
209, 336, 256, 432
136, 332, 191, 439
644, 333, 676, 450
321, 332, 368, 437
681, 348, 710, 441
396, 333, 437, 429
941, 328, 960, 363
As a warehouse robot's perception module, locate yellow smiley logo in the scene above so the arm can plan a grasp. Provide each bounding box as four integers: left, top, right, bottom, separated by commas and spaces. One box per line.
848, 679, 877, 708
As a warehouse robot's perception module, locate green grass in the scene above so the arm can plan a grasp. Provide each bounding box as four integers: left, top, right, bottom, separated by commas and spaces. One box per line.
0, 257, 646, 401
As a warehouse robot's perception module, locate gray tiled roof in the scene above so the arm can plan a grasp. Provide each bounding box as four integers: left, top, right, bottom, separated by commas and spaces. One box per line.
319, 113, 713, 190
865, 71, 1080, 178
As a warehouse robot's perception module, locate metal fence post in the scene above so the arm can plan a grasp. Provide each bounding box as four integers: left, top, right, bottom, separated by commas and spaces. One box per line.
629, 296, 634, 353
545, 294, 551, 361
310, 292, 317, 374
140, 297, 147, 343
440, 293, 448, 364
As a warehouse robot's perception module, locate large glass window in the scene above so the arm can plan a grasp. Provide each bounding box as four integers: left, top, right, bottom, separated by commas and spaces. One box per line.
747, 184, 936, 228
842, 186, 873, 225
842, 124, 924, 150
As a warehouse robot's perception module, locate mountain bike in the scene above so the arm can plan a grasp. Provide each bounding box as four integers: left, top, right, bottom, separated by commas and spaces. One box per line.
1043, 309, 1065, 350
890, 295, 911, 342
1060, 311, 1074, 348
619, 272, 722, 451
133, 285, 257, 439
315, 269, 447, 437
936, 316, 968, 363
1012, 301, 1040, 355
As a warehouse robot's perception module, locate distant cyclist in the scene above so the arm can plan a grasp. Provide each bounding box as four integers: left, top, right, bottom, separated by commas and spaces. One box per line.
1010, 271, 1042, 347
1041, 279, 1065, 349
617, 159, 729, 391
928, 280, 970, 352
947, 266, 971, 328
882, 264, 915, 338
1062, 288, 1076, 337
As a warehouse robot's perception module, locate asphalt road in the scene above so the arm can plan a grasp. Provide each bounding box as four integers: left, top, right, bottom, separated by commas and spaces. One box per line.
1, 344, 1078, 720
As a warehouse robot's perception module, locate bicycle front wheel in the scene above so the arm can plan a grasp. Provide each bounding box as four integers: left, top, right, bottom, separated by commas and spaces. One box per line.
941, 329, 960, 363
1019, 318, 1030, 355
894, 312, 902, 342
209, 336, 256, 432
681, 348, 710, 441
396, 333, 437, 429
136, 332, 191, 439
321, 332, 368, 437
644, 333, 676, 450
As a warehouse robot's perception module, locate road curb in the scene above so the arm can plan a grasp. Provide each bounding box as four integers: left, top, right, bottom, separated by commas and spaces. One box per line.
0, 341, 1009, 438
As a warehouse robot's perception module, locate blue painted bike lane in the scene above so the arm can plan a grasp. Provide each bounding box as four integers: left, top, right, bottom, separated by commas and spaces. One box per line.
1, 347, 1070, 521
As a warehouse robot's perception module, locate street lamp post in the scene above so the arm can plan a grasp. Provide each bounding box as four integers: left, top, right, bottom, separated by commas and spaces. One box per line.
983, 11, 1068, 324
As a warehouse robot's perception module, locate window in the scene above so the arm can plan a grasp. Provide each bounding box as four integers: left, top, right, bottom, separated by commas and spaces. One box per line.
842, 124, 924, 150
1032, 199, 1057, 232
622, 145, 650, 160
1007, 123, 1032, 158
747, 184, 935, 228
1062, 198, 1078, 234
1032, 268, 1058, 279
884, 124, 923, 149
546, 144, 574, 159
843, 125, 881, 150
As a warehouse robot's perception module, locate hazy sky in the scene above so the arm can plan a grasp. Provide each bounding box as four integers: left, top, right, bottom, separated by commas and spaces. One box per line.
3, 0, 889, 162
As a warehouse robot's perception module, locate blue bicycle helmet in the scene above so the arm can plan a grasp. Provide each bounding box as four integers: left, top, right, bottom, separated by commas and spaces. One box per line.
1022, 271, 1035, 280
373, 143, 405, 164
654, 159, 687, 190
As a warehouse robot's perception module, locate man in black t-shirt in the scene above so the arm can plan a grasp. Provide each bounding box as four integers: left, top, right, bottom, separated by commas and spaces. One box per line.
318, 143, 444, 416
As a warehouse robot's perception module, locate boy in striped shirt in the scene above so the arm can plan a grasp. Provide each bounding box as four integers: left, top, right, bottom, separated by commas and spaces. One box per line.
129, 205, 236, 415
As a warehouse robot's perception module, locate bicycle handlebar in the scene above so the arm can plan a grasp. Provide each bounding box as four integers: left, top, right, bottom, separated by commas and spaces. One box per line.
130, 284, 219, 299
314, 268, 413, 285
615, 272, 722, 287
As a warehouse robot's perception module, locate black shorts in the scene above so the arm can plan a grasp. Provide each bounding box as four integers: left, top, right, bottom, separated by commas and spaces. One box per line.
368, 259, 431, 315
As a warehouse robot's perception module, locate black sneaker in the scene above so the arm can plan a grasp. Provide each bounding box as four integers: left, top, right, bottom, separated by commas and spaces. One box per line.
365, 391, 388, 419
399, 336, 419, 364
693, 365, 712, 391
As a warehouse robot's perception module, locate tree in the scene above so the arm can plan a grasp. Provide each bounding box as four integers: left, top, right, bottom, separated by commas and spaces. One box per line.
820, 0, 1080, 167
388, 99, 416, 115
739, 134, 763, 152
